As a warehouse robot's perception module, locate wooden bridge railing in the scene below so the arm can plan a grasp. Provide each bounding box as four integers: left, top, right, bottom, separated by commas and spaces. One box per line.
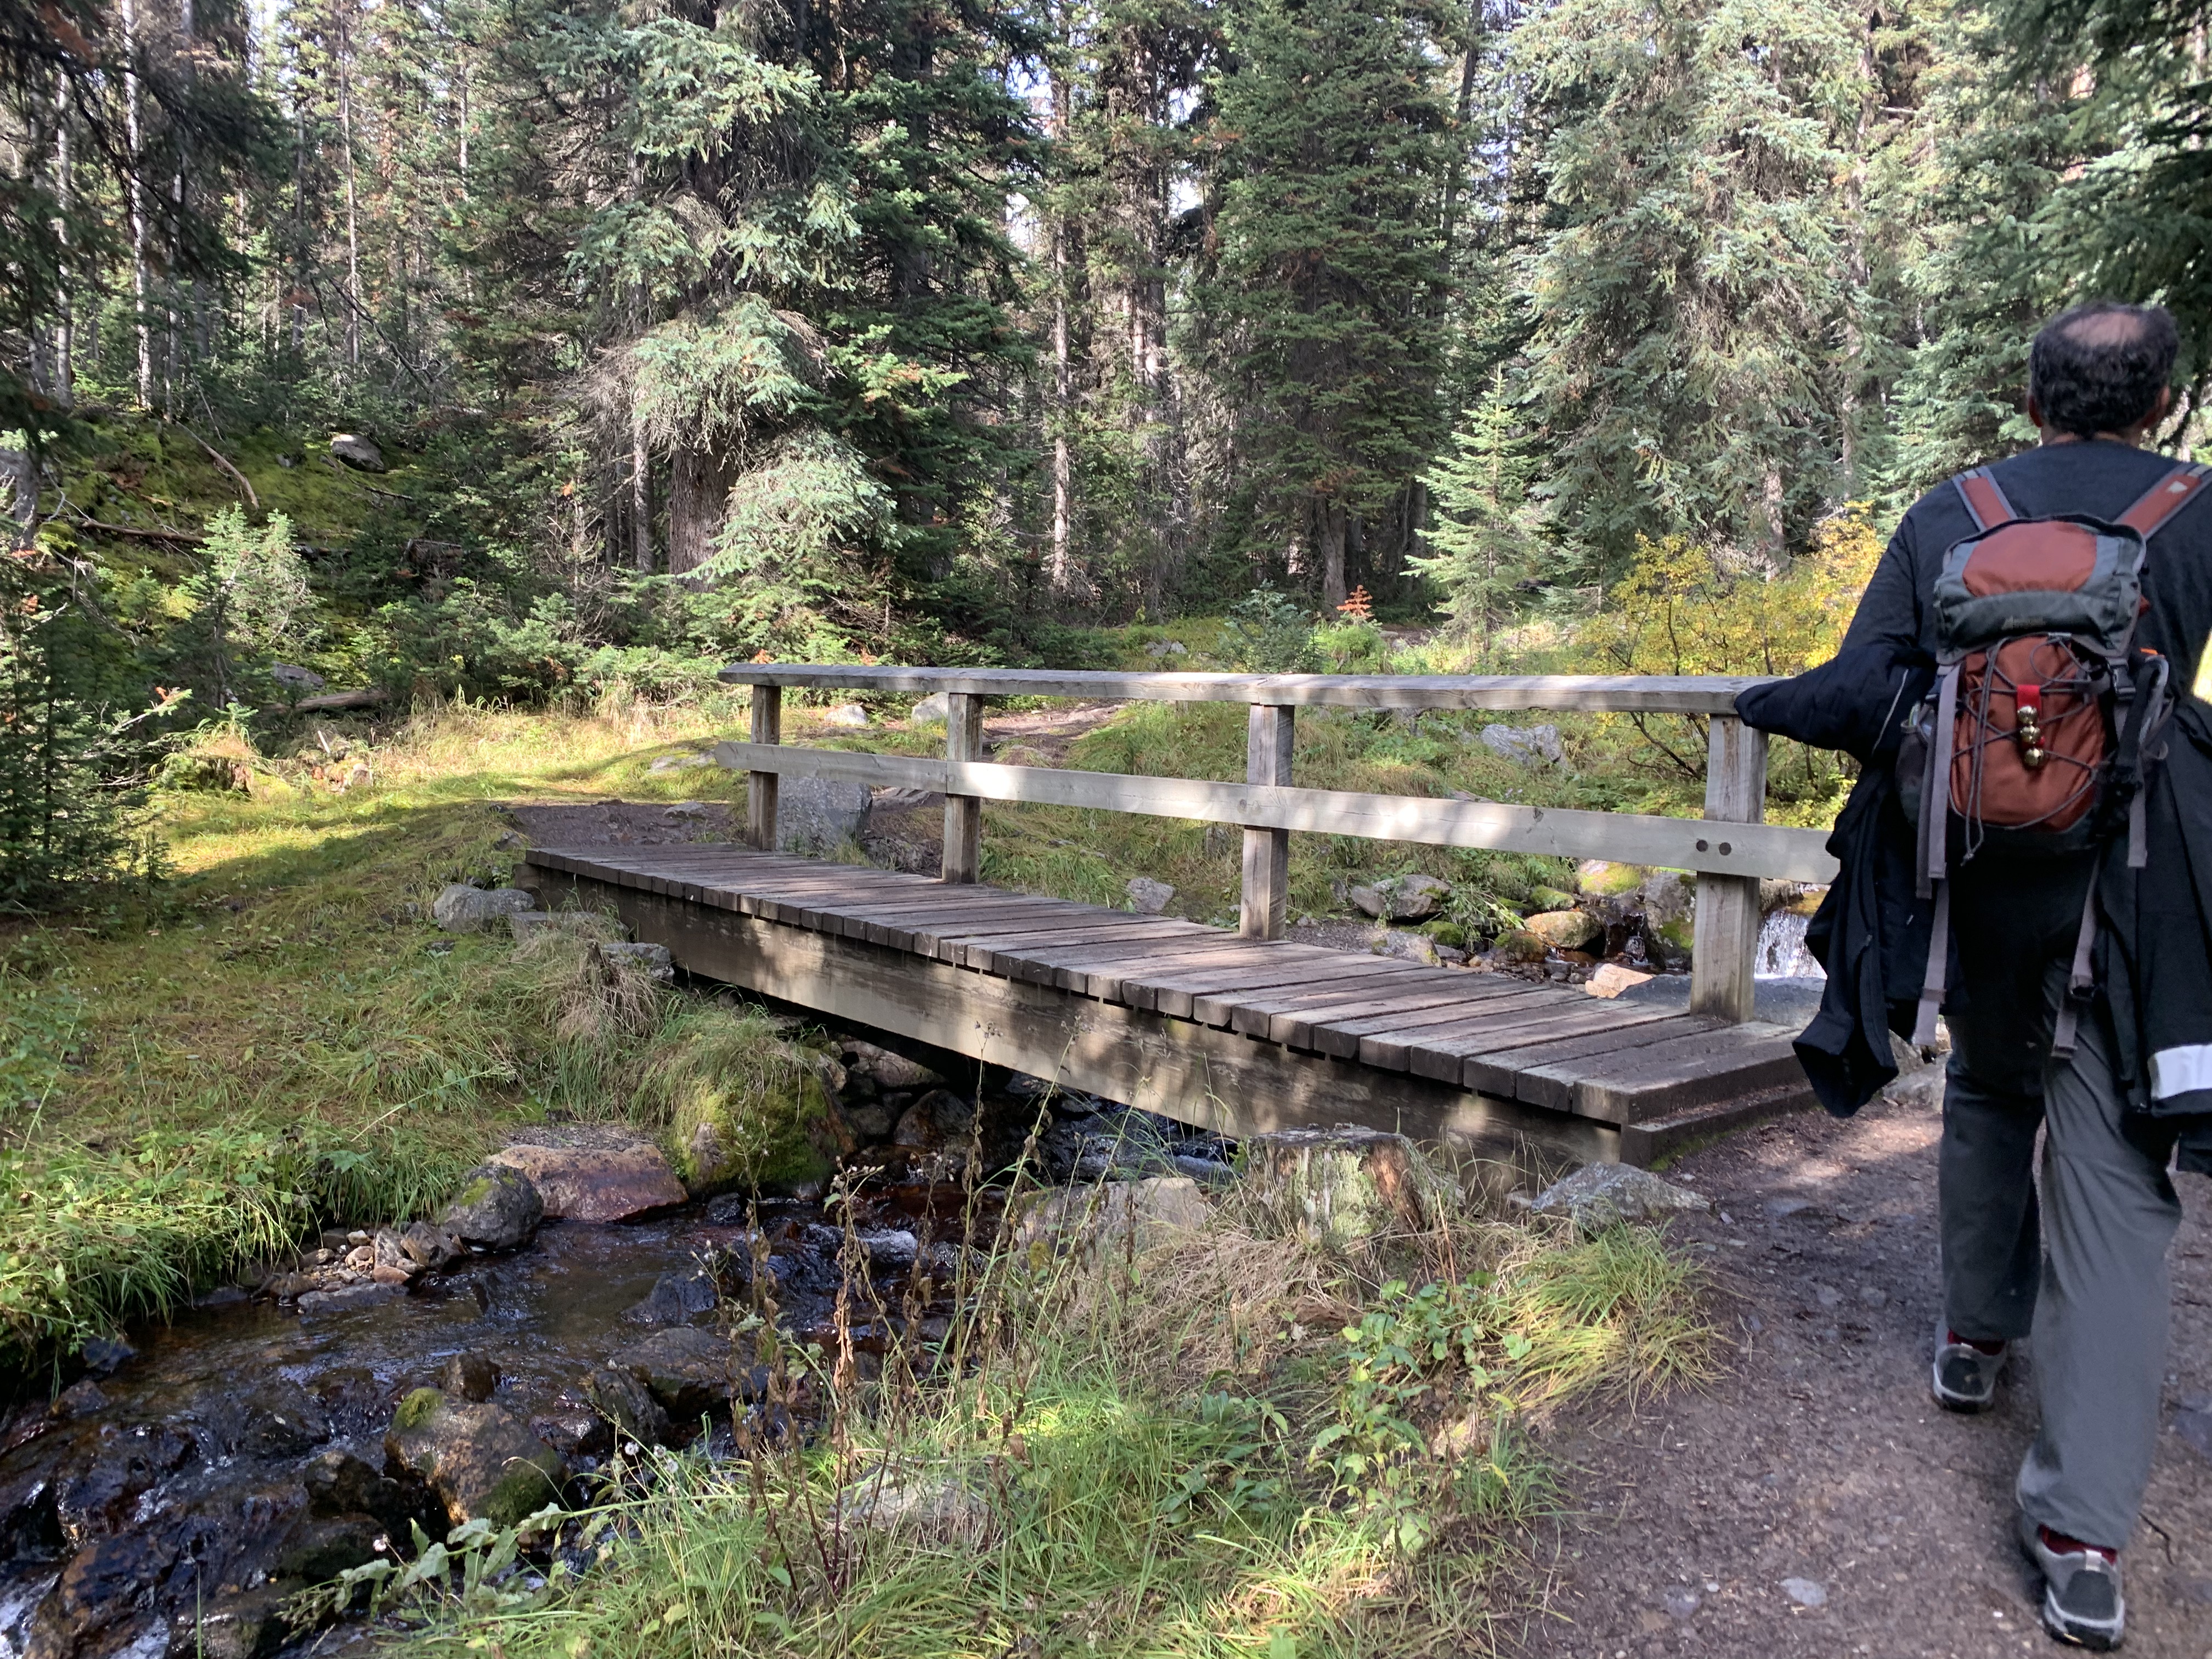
712, 665, 1838, 1025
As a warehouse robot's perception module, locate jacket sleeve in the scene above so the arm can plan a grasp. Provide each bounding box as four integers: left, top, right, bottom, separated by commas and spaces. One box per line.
1841, 516, 1926, 656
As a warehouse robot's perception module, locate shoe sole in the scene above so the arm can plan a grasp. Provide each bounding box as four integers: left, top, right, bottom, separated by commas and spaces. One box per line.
2021, 1517, 2125, 1651
1930, 1363, 1996, 1414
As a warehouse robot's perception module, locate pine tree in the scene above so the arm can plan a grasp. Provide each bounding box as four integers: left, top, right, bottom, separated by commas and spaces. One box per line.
1198, 0, 1455, 609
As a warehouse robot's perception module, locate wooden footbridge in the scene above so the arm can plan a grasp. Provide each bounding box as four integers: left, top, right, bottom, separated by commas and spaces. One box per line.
527, 667, 1842, 1167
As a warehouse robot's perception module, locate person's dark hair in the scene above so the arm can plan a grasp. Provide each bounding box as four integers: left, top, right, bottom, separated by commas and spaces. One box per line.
2029, 301, 2179, 438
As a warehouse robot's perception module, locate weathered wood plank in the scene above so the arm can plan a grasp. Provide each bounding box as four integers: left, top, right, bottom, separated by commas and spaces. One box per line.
542, 867, 1624, 1164
1240, 704, 1293, 940
1690, 717, 1768, 1022
1256, 975, 1540, 1046
1559, 1022, 1807, 1124
1189, 963, 1439, 1028
943, 692, 984, 884
1366, 1000, 1683, 1076
1294, 983, 1577, 1057
1461, 1014, 1726, 1106
708, 741, 1835, 882
1120, 951, 1395, 1019
715, 663, 1771, 715
963, 919, 1222, 976
748, 686, 781, 851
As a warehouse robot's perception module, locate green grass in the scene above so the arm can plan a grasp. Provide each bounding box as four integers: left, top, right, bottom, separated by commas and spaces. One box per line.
0, 694, 817, 1362
391, 1195, 1716, 1659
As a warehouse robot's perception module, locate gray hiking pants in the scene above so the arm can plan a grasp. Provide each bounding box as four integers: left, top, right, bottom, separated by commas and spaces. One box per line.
1941, 890, 2185, 1551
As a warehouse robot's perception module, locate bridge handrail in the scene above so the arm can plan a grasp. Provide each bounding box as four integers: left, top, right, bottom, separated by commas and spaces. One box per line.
718, 662, 1772, 715
713, 663, 1831, 1025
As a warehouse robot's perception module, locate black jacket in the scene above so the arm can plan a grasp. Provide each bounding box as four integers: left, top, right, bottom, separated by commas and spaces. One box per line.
1737, 644, 1936, 1115
2097, 701, 2212, 1174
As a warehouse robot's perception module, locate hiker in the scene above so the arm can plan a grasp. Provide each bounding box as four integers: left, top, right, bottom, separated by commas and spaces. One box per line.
1741, 300, 2210, 1651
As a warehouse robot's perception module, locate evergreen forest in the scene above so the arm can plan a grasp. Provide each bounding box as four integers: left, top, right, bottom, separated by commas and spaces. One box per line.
0, 0, 2208, 890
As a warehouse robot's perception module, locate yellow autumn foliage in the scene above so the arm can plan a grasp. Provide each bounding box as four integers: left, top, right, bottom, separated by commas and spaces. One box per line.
1582, 507, 1883, 679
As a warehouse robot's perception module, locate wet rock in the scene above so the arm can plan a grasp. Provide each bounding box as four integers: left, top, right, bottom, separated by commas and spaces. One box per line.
840, 1040, 938, 1091
398, 1219, 466, 1272
1528, 1163, 1712, 1233
1019, 1176, 1209, 1254
238, 1388, 331, 1459
297, 1281, 407, 1314
441, 1353, 500, 1403
273, 1514, 383, 1583
328, 432, 385, 471
774, 777, 872, 853
383, 1389, 566, 1528
27, 1533, 177, 1659
857, 1228, 918, 1266
48, 1383, 105, 1421
1526, 908, 1604, 951
842, 1102, 898, 1142
1126, 877, 1175, 914
438, 1165, 544, 1252
76, 1340, 133, 1379
1348, 873, 1450, 922
606, 1326, 736, 1424
892, 1090, 977, 1153
57, 1424, 193, 1541
580, 1366, 672, 1449
624, 1268, 720, 1326
190, 1587, 291, 1659
302, 1449, 445, 1540
1480, 723, 1563, 767
488, 1135, 686, 1223
532, 1400, 617, 1464
1244, 1127, 1458, 1248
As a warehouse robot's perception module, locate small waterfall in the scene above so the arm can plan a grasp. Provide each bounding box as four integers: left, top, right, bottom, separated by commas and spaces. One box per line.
1756, 910, 1825, 979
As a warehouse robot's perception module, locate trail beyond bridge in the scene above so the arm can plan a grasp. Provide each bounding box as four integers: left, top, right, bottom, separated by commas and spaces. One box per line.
528, 666, 1844, 1166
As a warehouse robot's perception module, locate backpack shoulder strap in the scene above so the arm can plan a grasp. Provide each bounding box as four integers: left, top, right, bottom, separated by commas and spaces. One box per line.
2119, 461, 2212, 539
1954, 467, 2018, 532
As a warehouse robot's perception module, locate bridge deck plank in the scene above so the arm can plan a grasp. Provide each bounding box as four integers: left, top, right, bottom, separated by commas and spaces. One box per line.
523, 844, 1810, 1160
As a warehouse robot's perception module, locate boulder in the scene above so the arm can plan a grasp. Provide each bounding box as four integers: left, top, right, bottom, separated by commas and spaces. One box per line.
910, 692, 951, 726
437, 1165, 545, 1251
328, 432, 386, 471
1347, 873, 1450, 922
822, 703, 872, 727
891, 1088, 978, 1153
1480, 723, 1564, 767
431, 884, 535, 933
1492, 928, 1547, 963
440, 1353, 500, 1402
1018, 1176, 1209, 1254
488, 1134, 687, 1223
606, 1326, 737, 1423
840, 1039, 939, 1091
1526, 1163, 1712, 1233
624, 1268, 720, 1327
270, 663, 325, 693
580, 1365, 671, 1448
27, 1534, 177, 1659
1525, 909, 1604, 951
398, 1219, 465, 1272
382, 1389, 566, 1528
776, 777, 872, 852
1125, 877, 1175, 914
838, 1462, 989, 1538
1584, 962, 1653, 1000
1378, 929, 1441, 966
1575, 859, 1647, 899
597, 941, 675, 981
1242, 1126, 1459, 1249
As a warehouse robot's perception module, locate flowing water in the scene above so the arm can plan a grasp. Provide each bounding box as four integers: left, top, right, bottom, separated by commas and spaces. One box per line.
1754, 909, 1825, 980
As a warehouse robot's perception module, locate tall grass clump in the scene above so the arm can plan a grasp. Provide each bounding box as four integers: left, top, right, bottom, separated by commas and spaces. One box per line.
392, 1152, 1718, 1659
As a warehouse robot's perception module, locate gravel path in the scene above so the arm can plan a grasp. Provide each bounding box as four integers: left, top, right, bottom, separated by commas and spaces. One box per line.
1533, 1087, 2212, 1658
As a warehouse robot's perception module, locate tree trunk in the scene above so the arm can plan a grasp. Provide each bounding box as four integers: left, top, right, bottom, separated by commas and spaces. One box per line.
121, 0, 151, 408
52, 101, 72, 408
1048, 47, 1076, 599
1318, 499, 1347, 611
336, 0, 363, 369
667, 444, 735, 579
630, 403, 653, 572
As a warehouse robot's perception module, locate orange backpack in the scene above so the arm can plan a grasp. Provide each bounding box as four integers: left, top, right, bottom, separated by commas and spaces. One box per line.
1904, 460, 2209, 1051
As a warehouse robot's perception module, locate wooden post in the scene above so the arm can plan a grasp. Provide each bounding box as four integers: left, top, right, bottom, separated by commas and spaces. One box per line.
942, 691, 983, 883
1240, 703, 1295, 939
1690, 715, 1768, 1023
747, 684, 781, 851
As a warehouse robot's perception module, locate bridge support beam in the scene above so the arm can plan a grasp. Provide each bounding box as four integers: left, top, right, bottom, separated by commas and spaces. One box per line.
942, 691, 984, 883
747, 685, 781, 851
1690, 716, 1769, 1023
1240, 703, 1294, 939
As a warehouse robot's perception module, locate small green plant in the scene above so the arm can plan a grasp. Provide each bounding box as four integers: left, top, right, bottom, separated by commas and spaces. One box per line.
1222, 585, 1318, 673
285, 1507, 568, 1630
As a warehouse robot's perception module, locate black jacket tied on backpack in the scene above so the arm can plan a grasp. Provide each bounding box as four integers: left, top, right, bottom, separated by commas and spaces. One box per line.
2097, 699, 2212, 1175
1735, 643, 1939, 1116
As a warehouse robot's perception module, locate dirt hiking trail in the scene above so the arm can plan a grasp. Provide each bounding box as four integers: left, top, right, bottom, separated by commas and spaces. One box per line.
1536, 1090, 2212, 1658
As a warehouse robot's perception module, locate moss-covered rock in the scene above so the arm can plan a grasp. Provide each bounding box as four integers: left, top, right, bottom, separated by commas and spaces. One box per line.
382, 1389, 566, 1528
1493, 928, 1548, 962
637, 1007, 840, 1197
437, 1164, 544, 1251
1243, 1127, 1459, 1250
1573, 859, 1649, 899
1526, 909, 1605, 951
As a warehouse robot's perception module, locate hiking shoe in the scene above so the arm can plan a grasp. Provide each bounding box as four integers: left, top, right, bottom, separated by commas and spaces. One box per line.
2019, 1515, 2125, 1650
1932, 1325, 2009, 1412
